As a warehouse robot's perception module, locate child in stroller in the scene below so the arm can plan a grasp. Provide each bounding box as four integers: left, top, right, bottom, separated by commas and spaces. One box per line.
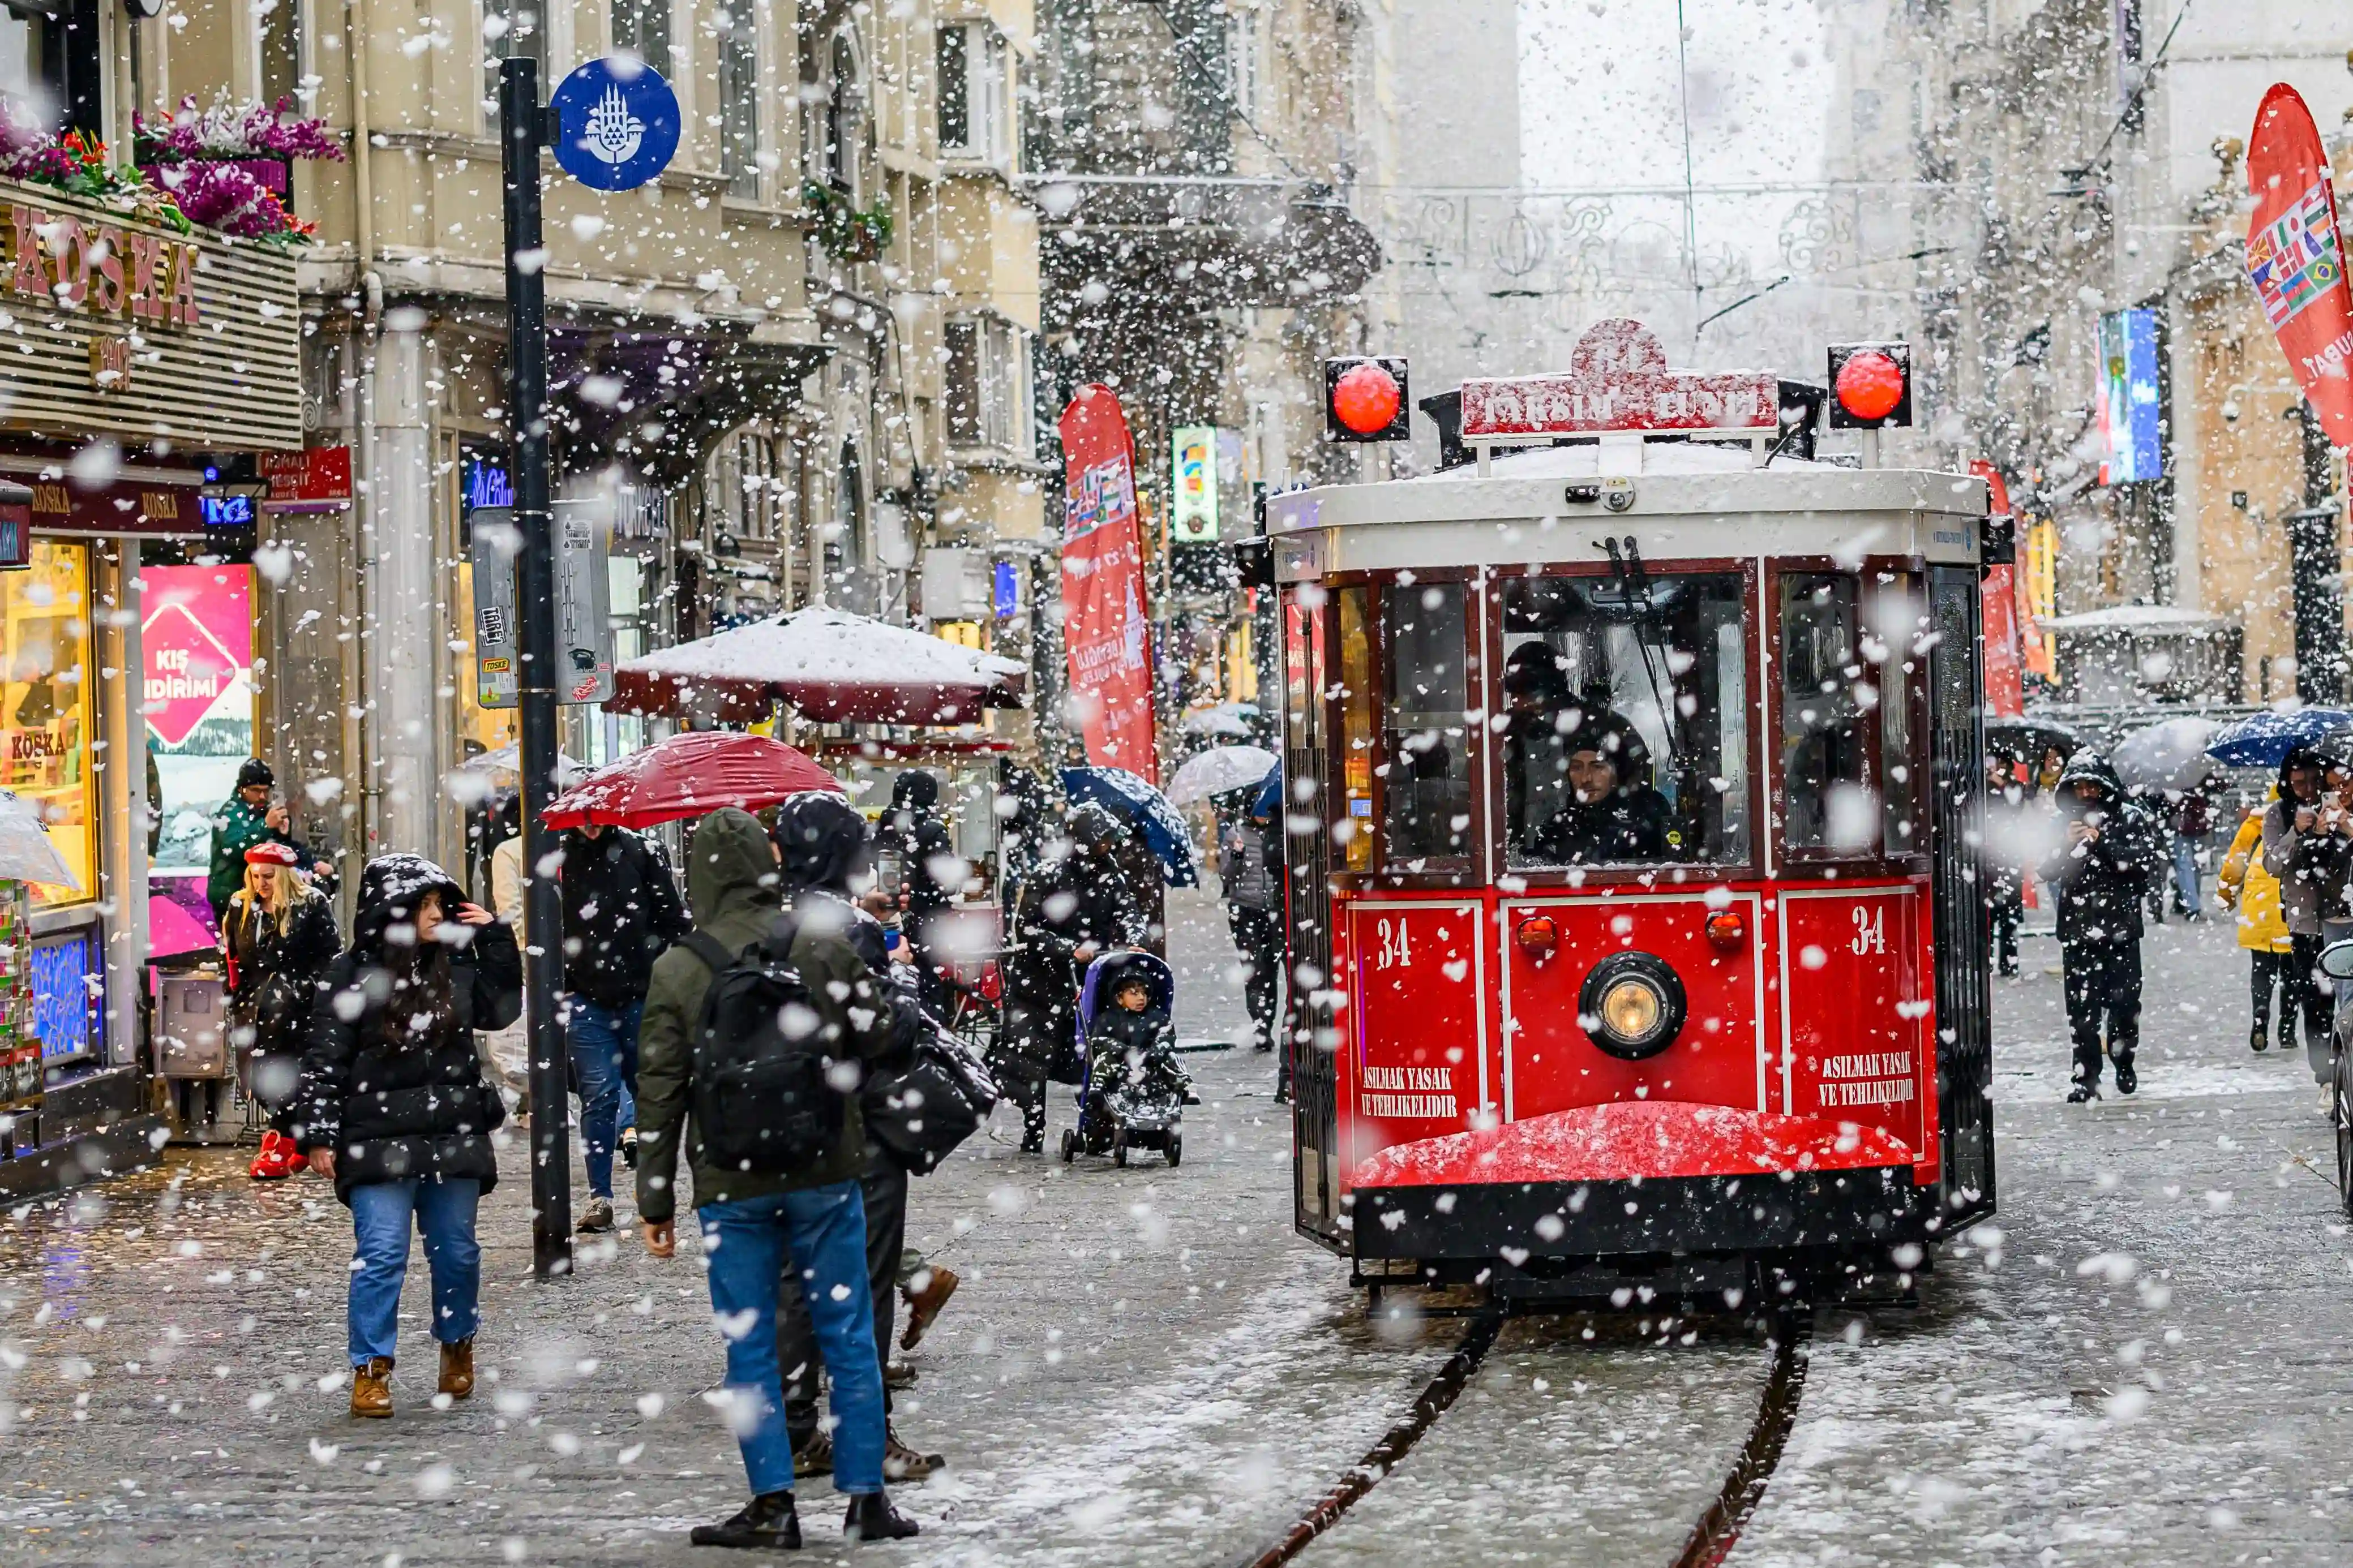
1062, 949, 1188, 1167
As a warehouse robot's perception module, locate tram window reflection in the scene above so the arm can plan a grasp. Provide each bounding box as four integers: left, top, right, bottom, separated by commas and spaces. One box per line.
1335, 586, 1376, 874
1780, 573, 1878, 852
1500, 572, 1748, 870
1871, 577, 1925, 856
1382, 582, 1471, 869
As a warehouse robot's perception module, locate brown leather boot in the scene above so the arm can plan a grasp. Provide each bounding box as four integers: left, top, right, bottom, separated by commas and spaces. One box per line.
899, 1265, 960, 1350
438, 1338, 475, 1399
350, 1357, 393, 1418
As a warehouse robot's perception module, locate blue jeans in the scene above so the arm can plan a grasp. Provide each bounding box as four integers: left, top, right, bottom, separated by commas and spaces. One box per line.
698, 1182, 885, 1498
346, 1177, 482, 1365
2172, 833, 2202, 913
564, 996, 641, 1199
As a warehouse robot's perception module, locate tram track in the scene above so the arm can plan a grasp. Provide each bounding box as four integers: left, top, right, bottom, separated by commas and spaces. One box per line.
1232, 1305, 1814, 1568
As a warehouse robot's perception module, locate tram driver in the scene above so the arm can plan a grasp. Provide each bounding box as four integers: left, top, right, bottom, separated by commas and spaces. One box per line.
1527, 708, 1673, 866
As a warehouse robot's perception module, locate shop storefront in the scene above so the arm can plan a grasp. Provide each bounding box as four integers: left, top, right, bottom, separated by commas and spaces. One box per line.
0, 175, 302, 1195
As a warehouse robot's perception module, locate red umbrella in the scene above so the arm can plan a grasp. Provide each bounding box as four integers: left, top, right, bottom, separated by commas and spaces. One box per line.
540, 732, 843, 831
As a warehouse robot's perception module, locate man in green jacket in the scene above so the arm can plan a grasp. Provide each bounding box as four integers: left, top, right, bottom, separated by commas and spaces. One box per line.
635, 805, 918, 1552
206, 758, 293, 920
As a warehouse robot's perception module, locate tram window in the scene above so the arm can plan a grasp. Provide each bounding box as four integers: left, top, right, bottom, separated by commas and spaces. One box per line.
1382, 582, 1471, 870
1871, 577, 1925, 856
1779, 573, 1878, 854
1499, 572, 1748, 870
1335, 586, 1376, 874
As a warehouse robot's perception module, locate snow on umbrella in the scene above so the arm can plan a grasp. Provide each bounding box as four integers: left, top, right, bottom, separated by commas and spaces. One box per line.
1061, 766, 1199, 886
1179, 702, 1259, 738
0, 789, 79, 890
2112, 716, 2221, 794
1167, 745, 1280, 805
2206, 707, 2353, 769
606, 605, 1027, 725
460, 741, 588, 787
1984, 714, 2086, 763
542, 731, 842, 831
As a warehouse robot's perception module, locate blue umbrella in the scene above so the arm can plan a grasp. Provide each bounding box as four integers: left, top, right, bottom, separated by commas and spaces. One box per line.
2205, 707, 2353, 768
1250, 765, 1281, 820
1062, 766, 1199, 886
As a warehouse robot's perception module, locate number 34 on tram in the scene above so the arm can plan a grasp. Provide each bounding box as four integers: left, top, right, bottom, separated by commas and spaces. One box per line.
1270, 319, 2001, 1307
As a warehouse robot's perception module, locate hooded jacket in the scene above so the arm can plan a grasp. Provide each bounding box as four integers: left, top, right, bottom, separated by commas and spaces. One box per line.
876, 771, 958, 917
293, 855, 521, 1204
2258, 746, 2351, 938
2218, 796, 2293, 953
558, 824, 687, 1009
633, 807, 902, 1225
2035, 753, 2161, 944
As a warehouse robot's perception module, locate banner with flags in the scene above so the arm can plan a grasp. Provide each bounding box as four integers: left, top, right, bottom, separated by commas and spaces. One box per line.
1057, 385, 1158, 783
2245, 84, 2353, 448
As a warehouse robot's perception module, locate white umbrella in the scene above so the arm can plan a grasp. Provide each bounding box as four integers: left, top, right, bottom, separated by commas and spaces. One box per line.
1180, 707, 1255, 738
462, 741, 588, 786
0, 791, 79, 890
2114, 716, 2221, 794
610, 605, 1026, 725
1168, 745, 1280, 805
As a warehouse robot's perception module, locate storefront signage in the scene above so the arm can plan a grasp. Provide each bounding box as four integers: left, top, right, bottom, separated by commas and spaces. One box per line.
1460, 319, 1779, 439
23, 474, 204, 537
141, 563, 254, 749
261, 445, 353, 507
0, 175, 301, 452
1171, 424, 1219, 543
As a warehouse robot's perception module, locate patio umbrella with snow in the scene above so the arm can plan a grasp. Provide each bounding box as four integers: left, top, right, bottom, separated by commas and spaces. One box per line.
607, 605, 1027, 725
541, 731, 842, 831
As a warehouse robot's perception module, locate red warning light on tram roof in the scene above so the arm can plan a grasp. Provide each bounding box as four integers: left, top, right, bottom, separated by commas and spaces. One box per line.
1323, 356, 1411, 442
1827, 342, 1913, 429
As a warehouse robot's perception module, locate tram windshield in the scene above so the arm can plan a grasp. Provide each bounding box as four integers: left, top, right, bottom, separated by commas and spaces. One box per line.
1499, 572, 1749, 870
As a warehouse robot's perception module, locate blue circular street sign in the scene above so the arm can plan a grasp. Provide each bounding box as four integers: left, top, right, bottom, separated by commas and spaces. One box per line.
549, 57, 680, 192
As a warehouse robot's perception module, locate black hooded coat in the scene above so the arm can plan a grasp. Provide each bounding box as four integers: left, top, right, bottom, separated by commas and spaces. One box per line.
294, 854, 522, 1203
2036, 753, 2162, 944
997, 804, 1147, 1080
875, 771, 957, 917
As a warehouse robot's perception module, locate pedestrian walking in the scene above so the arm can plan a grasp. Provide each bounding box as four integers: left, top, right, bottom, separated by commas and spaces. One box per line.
1980, 753, 2025, 979
993, 802, 1145, 1153
2259, 747, 2353, 1088
1215, 785, 1283, 1050
771, 794, 944, 1485
2038, 754, 2160, 1101
2217, 792, 2296, 1054
634, 806, 919, 1550
559, 819, 687, 1233
224, 840, 339, 1180
293, 855, 519, 1419
2172, 782, 2215, 918
875, 770, 959, 1013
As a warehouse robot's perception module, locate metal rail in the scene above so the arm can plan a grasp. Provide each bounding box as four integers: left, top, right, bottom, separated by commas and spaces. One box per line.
1229, 1305, 1815, 1568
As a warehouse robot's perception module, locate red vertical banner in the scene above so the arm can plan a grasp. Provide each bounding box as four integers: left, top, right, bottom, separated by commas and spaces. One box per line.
1970, 460, 2025, 719
1057, 385, 1158, 783
2245, 84, 2353, 448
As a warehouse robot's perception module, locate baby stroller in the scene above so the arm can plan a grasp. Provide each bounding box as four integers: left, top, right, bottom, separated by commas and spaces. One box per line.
1061, 948, 1184, 1167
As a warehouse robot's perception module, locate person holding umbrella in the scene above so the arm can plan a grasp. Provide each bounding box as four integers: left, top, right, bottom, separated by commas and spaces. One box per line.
2260, 746, 2353, 1090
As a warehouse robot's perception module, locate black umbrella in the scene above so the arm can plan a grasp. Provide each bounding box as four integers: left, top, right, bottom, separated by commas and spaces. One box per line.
1985, 715, 2086, 764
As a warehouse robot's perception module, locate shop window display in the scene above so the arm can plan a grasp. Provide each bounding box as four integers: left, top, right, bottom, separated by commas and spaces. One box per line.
2, 543, 95, 907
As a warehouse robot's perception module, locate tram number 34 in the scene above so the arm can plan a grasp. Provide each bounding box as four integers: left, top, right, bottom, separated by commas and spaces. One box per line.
1850, 907, 1888, 956
1375, 917, 1412, 970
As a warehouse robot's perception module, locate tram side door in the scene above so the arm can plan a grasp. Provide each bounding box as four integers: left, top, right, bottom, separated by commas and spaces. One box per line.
1282, 590, 1343, 1243
1926, 566, 1995, 1216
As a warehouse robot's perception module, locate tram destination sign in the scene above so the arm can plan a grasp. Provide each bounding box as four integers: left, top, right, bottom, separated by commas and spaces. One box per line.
1460, 317, 1778, 439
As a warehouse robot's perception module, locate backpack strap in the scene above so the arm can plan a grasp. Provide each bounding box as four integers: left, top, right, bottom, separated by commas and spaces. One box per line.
679, 930, 739, 977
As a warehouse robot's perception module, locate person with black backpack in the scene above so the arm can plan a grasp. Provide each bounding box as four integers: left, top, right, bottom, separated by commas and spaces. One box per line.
770, 793, 978, 1486
633, 805, 920, 1551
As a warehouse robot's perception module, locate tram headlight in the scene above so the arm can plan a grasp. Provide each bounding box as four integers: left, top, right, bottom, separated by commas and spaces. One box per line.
1577, 952, 1688, 1061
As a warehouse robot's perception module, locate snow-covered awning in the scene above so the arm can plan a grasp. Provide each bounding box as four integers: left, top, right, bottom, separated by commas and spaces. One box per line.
607, 605, 1027, 725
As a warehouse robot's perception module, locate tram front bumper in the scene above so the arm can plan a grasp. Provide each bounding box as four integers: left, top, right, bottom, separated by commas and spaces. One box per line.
1344, 1100, 1939, 1266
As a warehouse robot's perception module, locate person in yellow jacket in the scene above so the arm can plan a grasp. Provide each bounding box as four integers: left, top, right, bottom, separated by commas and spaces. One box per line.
2218, 791, 2295, 1054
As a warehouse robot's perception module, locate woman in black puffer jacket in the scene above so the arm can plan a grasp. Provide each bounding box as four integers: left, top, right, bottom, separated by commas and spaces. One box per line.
293, 854, 520, 1420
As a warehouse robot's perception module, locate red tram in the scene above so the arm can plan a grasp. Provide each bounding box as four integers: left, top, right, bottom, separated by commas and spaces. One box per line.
1273, 321, 1999, 1305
